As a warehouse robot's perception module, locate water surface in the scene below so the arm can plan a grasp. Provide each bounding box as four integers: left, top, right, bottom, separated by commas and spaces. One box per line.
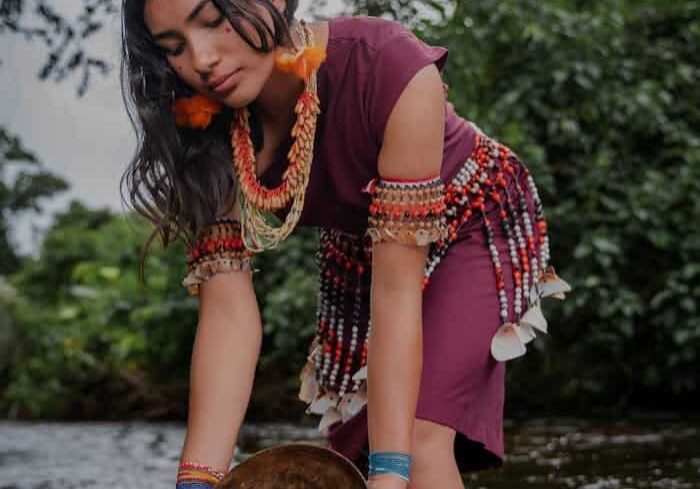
0, 418, 697, 488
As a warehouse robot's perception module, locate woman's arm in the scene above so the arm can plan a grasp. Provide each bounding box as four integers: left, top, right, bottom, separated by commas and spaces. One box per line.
179, 197, 262, 477
367, 61, 446, 488
368, 241, 428, 458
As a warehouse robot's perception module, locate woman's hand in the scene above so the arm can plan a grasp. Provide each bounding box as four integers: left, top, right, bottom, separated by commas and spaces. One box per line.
367, 474, 409, 489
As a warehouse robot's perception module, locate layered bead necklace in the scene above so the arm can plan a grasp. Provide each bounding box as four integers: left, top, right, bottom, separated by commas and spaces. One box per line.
231, 20, 324, 252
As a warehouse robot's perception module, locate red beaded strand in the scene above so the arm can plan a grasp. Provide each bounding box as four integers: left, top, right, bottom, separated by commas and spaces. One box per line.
313, 228, 372, 397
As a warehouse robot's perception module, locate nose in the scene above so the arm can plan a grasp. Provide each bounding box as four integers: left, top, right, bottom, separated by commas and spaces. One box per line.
191, 42, 220, 79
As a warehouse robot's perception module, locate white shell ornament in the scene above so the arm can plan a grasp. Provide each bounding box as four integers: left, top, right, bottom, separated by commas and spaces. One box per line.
338, 393, 354, 423
298, 362, 319, 403
307, 391, 339, 415
491, 322, 527, 361
537, 266, 571, 300
339, 386, 368, 423
351, 365, 367, 382
520, 303, 548, 334
514, 322, 537, 344
318, 406, 342, 433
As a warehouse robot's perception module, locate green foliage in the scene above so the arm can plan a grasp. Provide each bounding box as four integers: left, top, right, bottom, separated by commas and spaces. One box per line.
253, 228, 320, 373
370, 0, 700, 412
247, 227, 320, 421
0, 201, 320, 420
1, 201, 198, 418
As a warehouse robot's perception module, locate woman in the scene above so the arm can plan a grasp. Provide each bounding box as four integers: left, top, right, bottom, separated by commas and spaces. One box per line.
120, 0, 570, 488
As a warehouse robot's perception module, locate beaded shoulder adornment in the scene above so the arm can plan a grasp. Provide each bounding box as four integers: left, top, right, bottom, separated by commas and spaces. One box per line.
181, 218, 254, 295
363, 175, 448, 247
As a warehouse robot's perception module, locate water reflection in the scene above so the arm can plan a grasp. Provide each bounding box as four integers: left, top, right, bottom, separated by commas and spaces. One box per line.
0, 418, 697, 488
470, 418, 700, 488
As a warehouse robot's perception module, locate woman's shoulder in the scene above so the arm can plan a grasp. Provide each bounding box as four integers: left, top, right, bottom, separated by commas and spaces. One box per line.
328, 14, 416, 50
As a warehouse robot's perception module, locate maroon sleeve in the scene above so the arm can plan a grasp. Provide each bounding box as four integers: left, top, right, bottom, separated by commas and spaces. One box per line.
365, 31, 449, 147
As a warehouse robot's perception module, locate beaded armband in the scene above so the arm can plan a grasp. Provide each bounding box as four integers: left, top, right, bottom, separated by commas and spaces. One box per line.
363, 175, 448, 247
181, 217, 254, 296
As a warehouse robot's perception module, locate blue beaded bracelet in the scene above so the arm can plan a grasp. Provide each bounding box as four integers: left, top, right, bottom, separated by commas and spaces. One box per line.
175, 482, 215, 489
368, 451, 412, 482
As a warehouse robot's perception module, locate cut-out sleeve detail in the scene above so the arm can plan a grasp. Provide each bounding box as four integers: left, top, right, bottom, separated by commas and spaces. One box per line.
362, 175, 449, 247
181, 217, 254, 296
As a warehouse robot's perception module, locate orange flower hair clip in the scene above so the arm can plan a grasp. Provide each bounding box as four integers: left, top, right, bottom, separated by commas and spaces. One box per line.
274, 45, 327, 81
171, 94, 222, 129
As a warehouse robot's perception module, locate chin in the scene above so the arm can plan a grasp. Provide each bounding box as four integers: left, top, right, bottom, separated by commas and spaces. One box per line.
221, 97, 248, 110
220, 83, 260, 109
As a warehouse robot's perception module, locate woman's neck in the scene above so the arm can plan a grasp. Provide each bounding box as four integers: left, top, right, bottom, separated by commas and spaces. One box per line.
252, 20, 328, 134
253, 68, 304, 134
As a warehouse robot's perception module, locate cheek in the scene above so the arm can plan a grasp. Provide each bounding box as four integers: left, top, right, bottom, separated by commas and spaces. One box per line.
170, 63, 196, 87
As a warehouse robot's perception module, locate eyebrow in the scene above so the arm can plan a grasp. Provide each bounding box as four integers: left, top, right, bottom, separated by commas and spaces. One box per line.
151, 0, 212, 40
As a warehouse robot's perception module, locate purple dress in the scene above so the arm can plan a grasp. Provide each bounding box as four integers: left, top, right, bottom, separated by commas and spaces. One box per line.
259, 15, 566, 476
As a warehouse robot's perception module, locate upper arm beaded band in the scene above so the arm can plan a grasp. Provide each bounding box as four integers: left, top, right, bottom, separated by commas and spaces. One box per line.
181, 217, 254, 296
363, 175, 448, 247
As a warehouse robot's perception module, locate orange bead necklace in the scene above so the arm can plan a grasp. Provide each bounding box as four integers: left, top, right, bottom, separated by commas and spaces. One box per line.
232, 20, 325, 252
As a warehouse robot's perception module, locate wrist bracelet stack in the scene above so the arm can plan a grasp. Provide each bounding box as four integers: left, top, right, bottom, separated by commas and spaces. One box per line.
176, 461, 226, 489
368, 451, 412, 483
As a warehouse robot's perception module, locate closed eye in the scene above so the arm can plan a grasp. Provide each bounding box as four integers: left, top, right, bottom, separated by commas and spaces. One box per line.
206, 13, 225, 28
161, 14, 224, 57
164, 44, 185, 57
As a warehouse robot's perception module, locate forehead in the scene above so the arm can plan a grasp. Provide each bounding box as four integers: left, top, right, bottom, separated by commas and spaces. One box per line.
143, 0, 213, 33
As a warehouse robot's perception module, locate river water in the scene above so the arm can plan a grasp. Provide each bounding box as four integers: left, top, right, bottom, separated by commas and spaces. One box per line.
0, 417, 698, 488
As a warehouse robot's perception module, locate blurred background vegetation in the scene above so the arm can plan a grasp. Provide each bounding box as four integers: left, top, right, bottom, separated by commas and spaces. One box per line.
0, 0, 698, 423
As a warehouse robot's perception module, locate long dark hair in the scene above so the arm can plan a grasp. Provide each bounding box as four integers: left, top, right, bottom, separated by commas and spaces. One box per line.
119, 0, 299, 283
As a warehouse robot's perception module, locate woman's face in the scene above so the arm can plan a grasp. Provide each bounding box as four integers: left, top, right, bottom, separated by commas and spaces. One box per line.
144, 0, 285, 108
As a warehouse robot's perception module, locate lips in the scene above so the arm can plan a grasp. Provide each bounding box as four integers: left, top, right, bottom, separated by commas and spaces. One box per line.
209, 69, 239, 92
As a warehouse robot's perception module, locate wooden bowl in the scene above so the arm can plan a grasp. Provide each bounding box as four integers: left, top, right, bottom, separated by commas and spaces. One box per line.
216, 443, 368, 489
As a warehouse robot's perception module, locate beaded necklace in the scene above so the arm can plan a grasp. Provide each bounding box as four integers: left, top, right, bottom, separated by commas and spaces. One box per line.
232, 20, 324, 252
